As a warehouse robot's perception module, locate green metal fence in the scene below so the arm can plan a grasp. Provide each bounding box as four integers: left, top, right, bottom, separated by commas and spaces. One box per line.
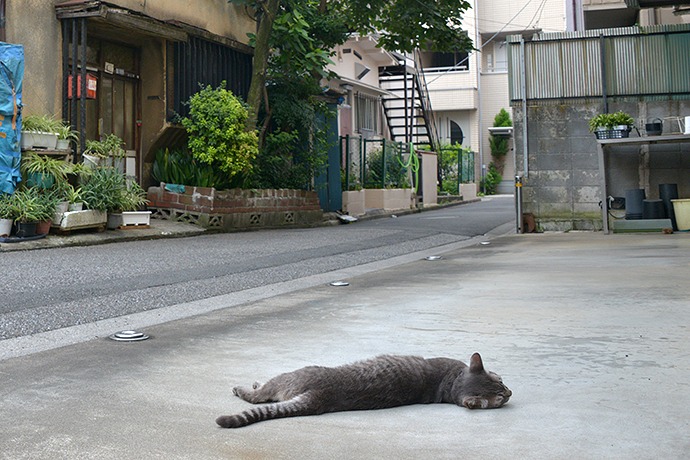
340, 136, 411, 190
438, 147, 475, 195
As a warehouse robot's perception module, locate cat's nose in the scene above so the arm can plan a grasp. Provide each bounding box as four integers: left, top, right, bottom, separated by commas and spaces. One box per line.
504, 388, 512, 398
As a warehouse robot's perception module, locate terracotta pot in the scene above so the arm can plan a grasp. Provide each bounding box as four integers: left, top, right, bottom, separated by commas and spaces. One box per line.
36, 219, 52, 235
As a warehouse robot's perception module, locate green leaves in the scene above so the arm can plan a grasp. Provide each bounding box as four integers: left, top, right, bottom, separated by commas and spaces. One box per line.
342, 0, 473, 54
180, 83, 259, 183
490, 109, 512, 158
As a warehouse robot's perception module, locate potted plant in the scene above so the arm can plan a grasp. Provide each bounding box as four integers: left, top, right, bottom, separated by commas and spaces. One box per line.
34, 189, 60, 235
80, 166, 124, 213
21, 114, 62, 150
589, 111, 634, 139
83, 134, 126, 171
65, 184, 84, 211
56, 123, 79, 150
21, 152, 70, 189
11, 188, 43, 237
107, 180, 151, 229
0, 193, 15, 237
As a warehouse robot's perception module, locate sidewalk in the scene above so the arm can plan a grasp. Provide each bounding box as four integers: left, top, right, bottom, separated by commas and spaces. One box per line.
1, 231, 688, 459
0, 218, 206, 252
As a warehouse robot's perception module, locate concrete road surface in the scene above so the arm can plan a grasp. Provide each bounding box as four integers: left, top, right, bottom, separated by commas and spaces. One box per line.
1, 232, 689, 459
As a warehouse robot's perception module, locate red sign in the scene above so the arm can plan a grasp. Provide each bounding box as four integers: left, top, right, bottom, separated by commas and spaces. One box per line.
67, 73, 97, 99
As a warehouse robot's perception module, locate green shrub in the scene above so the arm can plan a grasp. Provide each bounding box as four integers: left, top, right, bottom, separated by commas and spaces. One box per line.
481, 162, 502, 195
489, 108, 512, 158
365, 146, 409, 189
180, 82, 258, 186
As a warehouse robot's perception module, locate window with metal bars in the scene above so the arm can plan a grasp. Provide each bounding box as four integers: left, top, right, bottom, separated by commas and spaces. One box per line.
354, 92, 381, 135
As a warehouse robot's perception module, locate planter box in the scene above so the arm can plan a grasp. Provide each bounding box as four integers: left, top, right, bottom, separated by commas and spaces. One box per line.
20, 131, 58, 150
364, 188, 413, 211
53, 209, 107, 231
342, 190, 366, 216
108, 211, 151, 229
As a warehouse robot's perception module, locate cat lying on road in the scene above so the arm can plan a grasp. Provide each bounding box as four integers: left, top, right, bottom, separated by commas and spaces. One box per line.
216, 353, 511, 428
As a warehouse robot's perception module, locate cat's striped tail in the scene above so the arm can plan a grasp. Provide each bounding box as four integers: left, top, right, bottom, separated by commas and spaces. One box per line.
216, 393, 314, 428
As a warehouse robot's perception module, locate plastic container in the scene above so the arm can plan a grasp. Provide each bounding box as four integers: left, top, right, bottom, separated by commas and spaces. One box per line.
659, 184, 678, 230
671, 199, 690, 231
643, 199, 665, 219
625, 189, 646, 220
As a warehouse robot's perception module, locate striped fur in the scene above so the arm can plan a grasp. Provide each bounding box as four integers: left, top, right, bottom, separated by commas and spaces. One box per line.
216, 353, 511, 428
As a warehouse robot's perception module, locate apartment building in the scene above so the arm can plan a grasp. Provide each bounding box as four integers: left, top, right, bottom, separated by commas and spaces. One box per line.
421, 0, 568, 193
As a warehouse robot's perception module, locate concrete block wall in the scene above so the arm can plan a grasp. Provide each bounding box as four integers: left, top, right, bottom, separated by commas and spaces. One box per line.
147, 185, 323, 230
513, 100, 690, 231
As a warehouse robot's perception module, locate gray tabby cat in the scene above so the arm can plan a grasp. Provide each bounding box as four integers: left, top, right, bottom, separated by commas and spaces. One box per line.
216, 353, 511, 428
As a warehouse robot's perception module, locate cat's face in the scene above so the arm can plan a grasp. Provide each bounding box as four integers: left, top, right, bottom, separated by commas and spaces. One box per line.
456, 353, 512, 409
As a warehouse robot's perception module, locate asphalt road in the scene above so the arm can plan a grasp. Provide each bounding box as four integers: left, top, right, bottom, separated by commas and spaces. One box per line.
0, 196, 515, 346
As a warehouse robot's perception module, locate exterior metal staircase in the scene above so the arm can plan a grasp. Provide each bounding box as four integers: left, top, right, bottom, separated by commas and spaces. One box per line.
379, 51, 440, 153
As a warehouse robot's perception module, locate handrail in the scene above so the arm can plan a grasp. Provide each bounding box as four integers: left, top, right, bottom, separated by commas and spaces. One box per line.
413, 49, 440, 153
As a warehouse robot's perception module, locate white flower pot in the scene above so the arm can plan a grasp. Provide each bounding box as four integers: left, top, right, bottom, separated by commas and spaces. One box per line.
0, 218, 13, 237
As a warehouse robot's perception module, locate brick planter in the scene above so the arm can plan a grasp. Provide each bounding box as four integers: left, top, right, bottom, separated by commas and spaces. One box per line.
147, 184, 323, 230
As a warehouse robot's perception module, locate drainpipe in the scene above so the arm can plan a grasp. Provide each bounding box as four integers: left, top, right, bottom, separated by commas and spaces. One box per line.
0, 0, 5, 42
520, 37, 529, 178
599, 33, 608, 114
474, 1, 484, 188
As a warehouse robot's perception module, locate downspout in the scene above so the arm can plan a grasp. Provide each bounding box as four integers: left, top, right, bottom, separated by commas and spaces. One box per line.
474, 1, 484, 188
520, 37, 528, 178
0, 0, 6, 42
599, 33, 608, 114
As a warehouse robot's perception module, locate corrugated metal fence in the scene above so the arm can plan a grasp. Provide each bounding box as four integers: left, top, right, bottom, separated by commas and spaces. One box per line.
507, 24, 690, 102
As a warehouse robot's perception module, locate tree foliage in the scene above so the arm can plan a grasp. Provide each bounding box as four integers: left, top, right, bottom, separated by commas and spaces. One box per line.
489, 108, 512, 158
230, 0, 473, 131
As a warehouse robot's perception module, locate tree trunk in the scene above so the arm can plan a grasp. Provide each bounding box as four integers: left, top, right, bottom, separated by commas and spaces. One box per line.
245, 0, 280, 132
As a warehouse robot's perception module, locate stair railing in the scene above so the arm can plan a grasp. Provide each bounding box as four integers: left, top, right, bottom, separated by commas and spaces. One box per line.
413, 49, 440, 153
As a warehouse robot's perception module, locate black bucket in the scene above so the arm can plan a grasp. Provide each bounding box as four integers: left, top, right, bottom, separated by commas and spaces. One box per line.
645, 118, 662, 136
643, 199, 665, 219
659, 183, 679, 230
625, 189, 646, 220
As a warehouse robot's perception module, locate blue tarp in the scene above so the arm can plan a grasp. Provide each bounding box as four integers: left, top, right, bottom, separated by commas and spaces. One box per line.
0, 42, 24, 195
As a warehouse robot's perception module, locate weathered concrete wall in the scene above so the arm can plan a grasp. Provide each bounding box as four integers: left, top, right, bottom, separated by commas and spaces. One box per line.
7, 0, 63, 117
114, 0, 254, 44
513, 99, 690, 231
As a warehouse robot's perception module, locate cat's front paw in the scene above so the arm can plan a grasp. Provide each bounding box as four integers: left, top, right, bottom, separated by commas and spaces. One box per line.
461, 396, 489, 409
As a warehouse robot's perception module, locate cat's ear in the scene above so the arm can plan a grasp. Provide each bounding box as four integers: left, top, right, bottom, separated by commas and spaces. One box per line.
469, 353, 484, 373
